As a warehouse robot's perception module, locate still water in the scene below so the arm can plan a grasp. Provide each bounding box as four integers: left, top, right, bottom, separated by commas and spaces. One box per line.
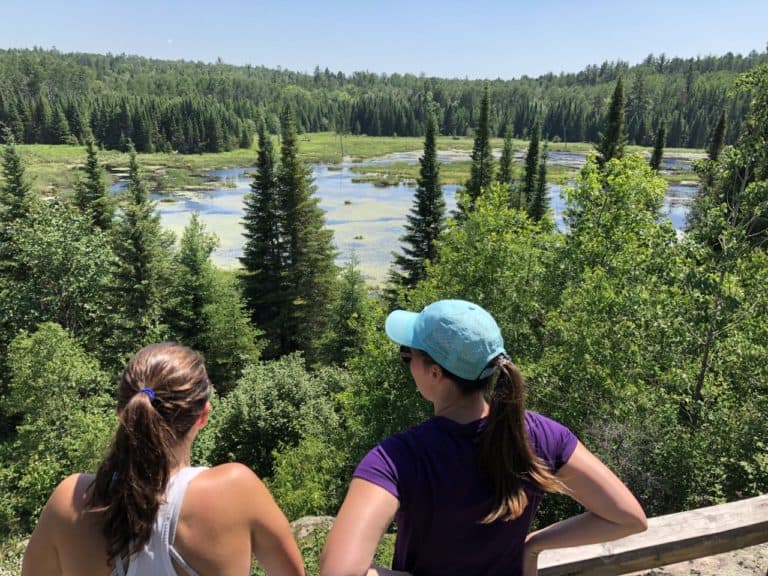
148, 162, 696, 283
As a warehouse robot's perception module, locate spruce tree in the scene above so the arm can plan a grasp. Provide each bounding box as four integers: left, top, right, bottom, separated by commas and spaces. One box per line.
649, 125, 666, 171
240, 118, 286, 357
463, 84, 495, 213
75, 139, 114, 230
390, 106, 445, 288
0, 131, 36, 282
112, 144, 167, 351
0, 132, 35, 231
529, 143, 549, 222
522, 121, 541, 206
707, 110, 727, 162
596, 76, 627, 166
277, 107, 337, 360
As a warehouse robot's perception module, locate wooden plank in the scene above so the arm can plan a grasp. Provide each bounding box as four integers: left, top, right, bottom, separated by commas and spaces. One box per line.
538, 494, 768, 576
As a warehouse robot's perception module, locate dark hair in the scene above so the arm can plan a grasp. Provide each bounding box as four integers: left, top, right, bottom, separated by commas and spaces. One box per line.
86, 342, 211, 563
418, 350, 562, 522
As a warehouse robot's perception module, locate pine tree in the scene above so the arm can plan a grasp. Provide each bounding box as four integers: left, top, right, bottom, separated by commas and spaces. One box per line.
649, 125, 666, 171
463, 84, 495, 213
522, 121, 541, 206
240, 118, 286, 357
707, 110, 727, 162
75, 139, 114, 230
596, 76, 627, 166
529, 143, 549, 222
390, 106, 445, 288
112, 144, 168, 351
277, 107, 337, 360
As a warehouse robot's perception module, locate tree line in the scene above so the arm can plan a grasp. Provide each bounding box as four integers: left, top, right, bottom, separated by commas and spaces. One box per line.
0, 61, 767, 574
1, 46, 767, 151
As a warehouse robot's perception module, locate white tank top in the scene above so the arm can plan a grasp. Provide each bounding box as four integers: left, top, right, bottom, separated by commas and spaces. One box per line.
110, 466, 208, 576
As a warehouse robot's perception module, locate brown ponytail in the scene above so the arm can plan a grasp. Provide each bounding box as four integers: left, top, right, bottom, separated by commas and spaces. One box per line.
86, 342, 211, 563
478, 358, 562, 523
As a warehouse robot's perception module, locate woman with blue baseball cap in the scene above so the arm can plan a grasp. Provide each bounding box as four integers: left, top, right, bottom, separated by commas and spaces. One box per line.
321, 300, 647, 576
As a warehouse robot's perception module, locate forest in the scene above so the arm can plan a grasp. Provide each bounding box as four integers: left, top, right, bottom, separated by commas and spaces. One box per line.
1, 46, 767, 153
0, 48, 766, 574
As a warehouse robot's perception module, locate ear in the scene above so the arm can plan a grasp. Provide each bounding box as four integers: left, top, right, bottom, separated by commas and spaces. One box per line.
196, 401, 212, 429
431, 363, 443, 380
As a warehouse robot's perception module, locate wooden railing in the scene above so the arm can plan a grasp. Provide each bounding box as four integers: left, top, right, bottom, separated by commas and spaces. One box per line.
538, 494, 768, 575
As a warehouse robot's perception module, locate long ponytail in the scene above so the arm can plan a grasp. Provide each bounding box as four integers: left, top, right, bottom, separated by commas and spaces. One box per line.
478, 357, 563, 523
86, 342, 211, 563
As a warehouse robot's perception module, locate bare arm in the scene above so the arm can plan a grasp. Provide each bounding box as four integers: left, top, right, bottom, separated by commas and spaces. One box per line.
320, 478, 410, 576
231, 465, 304, 576
22, 476, 73, 576
523, 441, 647, 575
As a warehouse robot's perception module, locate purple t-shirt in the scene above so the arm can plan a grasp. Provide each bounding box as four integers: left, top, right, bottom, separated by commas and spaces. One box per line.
353, 411, 578, 576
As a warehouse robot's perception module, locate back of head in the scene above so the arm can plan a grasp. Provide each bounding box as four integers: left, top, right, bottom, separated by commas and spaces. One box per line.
385, 300, 562, 522
87, 342, 211, 563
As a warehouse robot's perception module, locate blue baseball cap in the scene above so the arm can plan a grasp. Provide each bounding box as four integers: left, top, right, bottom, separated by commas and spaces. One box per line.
385, 299, 506, 381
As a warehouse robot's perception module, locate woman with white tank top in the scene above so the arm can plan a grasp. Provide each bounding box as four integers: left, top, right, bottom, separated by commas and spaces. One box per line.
22, 342, 304, 576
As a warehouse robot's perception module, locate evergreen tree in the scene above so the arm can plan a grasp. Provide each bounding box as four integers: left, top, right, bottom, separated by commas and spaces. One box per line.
497, 128, 514, 187
75, 140, 114, 230
0, 132, 35, 233
277, 107, 337, 361
240, 118, 285, 357
171, 213, 260, 390
707, 110, 727, 161
390, 107, 445, 288
522, 121, 541, 205
596, 76, 627, 166
649, 125, 666, 171
463, 84, 495, 212
529, 142, 549, 222
112, 144, 168, 352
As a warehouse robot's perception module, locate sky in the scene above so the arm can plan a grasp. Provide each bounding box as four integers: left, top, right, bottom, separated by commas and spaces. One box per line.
2, 0, 767, 79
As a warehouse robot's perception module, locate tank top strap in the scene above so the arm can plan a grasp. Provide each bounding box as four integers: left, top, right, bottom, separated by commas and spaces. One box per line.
164, 466, 208, 576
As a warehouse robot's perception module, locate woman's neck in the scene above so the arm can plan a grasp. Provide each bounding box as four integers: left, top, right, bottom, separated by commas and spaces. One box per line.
433, 389, 488, 424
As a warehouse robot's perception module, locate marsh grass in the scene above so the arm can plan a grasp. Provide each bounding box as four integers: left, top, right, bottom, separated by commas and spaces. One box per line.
13, 136, 700, 196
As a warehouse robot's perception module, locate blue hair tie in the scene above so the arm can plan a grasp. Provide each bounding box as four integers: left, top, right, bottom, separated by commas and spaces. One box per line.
139, 387, 156, 401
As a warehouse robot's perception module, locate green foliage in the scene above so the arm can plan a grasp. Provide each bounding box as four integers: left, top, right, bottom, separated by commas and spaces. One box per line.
0, 324, 112, 531
0, 201, 117, 353
270, 436, 349, 520
0, 47, 764, 150
198, 354, 339, 477
170, 214, 261, 392
390, 106, 445, 288
415, 183, 562, 361
321, 255, 378, 366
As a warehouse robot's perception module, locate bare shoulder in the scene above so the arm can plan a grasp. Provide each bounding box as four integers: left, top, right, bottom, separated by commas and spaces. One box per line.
196, 462, 263, 490
186, 463, 271, 515
44, 473, 95, 521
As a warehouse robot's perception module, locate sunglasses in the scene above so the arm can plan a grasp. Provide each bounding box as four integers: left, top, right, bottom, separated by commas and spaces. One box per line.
399, 346, 413, 365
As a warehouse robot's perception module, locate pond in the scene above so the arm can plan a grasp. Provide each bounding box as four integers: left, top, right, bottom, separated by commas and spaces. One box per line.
143, 161, 697, 283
